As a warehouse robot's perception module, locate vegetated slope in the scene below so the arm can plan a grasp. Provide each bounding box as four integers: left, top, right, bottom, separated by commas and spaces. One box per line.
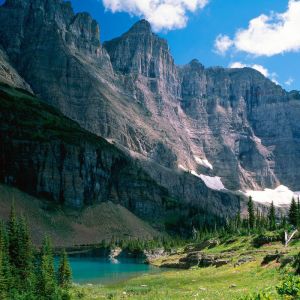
72, 235, 300, 299
0, 184, 160, 246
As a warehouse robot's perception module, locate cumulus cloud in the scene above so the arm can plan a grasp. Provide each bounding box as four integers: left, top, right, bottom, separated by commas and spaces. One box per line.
229, 62, 279, 84
285, 77, 294, 86
214, 34, 233, 55
102, 0, 209, 31
215, 0, 300, 56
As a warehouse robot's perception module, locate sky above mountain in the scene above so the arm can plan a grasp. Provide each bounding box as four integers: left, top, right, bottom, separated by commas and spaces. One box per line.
0, 0, 299, 90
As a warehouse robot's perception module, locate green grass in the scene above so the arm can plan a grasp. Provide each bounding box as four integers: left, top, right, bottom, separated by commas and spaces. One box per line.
70, 260, 280, 299
70, 235, 298, 300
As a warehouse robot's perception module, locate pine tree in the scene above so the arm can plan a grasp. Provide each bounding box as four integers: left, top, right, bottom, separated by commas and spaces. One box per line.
248, 197, 255, 230
0, 249, 8, 300
7, 203, 18, 267
268, 201, 276, 230
37, 237, 57, 298
17, 216, 34, 290
57, 250, 72, 289
289, 198, 298, 227
0, 222, 11, 294
7, 202, 21, 289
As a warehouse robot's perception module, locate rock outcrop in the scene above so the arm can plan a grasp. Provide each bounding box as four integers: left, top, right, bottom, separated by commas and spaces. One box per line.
1, 0, 299, 219
0, 47, 31, 91
0, 84, 169, 221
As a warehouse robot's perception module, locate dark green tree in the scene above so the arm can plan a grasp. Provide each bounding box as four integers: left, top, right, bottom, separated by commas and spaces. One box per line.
293, 252, 300, 275
0, 249, 8, 300
57, 250, 72, 289
37, 237, 57, 299
7, 202, 18, 268
268, 201, 276, 230
17, 216, 34, 290
247, 197, 255, 230
289, 198, 298, 227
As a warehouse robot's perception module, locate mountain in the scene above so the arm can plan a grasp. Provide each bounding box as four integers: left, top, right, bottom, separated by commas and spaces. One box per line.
0, 83, 238, 237
0, 0, 299, 225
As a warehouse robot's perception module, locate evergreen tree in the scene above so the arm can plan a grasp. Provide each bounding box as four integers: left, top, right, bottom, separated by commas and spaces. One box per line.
37, 237, 57, 299
268, 201, 276, 230
57, 250, 72, 289
17, 216, 34, 290
0, 222, 11, 294
7, 202, 19, 268
289, 198, 298, 227
0, 249, 8, 300
247, 197, 255, 230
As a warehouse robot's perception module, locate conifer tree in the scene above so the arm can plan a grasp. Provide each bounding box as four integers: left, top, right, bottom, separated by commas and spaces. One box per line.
57, 250, 72, 289
268, 201, 276, 230
289, 198, 298, 227
37, 237, 57, 298
17, 216, 34, 290
0, 249, 8, 300
248, 197, 255, 230
7, 202, 18, 268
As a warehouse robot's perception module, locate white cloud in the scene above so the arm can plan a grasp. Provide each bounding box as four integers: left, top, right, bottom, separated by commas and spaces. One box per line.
102, 0, 209, 31
214, 34, 233, 55
215, 0, 300, 56
285, 77, 294, 86
229, 62, 279, 84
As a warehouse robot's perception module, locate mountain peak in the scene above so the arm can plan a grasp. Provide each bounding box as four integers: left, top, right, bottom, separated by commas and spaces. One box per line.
128, 19, 152, 34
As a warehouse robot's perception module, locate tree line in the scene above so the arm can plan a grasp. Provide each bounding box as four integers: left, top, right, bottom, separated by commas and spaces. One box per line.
0, 204, 72, 300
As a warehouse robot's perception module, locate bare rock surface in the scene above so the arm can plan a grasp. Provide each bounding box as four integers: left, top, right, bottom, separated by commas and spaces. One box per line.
0, 0, 299, 218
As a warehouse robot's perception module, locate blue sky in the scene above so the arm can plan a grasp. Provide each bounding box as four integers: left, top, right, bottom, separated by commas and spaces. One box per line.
68, 0, 299, 91
1, 0, 299, 90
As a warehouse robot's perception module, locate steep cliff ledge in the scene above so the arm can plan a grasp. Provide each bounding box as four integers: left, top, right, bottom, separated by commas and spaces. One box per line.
0, 83, 169, 220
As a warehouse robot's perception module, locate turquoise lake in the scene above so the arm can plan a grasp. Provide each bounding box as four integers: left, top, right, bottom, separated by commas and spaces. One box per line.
60, 257, 161, 284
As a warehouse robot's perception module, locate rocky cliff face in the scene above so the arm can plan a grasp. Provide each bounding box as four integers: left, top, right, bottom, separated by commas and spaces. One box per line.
0, 47, 31, 91
0, 84, 238, 229
0, 0, 299, 215
180, 61, 300, 190
0, 84, 166, 219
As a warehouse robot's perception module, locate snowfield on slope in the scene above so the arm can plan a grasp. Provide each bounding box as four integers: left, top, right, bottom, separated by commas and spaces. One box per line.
191, 171, 225, 191
246, 185, 300, 207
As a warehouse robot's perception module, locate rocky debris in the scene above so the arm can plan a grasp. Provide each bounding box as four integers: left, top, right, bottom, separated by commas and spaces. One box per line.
185, 239, 220, 252
144, 248, 168, 262
261, 252, 282, 265
279, 255, 294, 267
234, 256, 255, 267
109, 247, 122, 260
160, 251, 232, 269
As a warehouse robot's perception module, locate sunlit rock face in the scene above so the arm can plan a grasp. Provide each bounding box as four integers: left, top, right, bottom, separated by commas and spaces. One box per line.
0, 0, 300, 213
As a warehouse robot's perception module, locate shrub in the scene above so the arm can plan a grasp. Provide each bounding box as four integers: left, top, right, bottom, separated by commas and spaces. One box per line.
252, 231, 283, 248
276, 275, 300, 297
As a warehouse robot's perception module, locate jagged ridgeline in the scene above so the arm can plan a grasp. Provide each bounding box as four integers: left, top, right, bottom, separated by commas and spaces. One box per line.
0, 83, 234, 236
6, 0, 300, 237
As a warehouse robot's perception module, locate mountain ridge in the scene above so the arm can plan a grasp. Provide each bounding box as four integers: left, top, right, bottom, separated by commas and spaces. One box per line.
0, 0, 299, 217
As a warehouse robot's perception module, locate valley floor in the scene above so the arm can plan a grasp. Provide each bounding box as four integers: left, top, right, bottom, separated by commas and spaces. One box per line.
70, 237, 300, 300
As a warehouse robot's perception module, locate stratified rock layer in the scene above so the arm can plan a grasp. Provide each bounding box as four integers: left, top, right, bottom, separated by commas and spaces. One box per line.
0, 0, 299, 216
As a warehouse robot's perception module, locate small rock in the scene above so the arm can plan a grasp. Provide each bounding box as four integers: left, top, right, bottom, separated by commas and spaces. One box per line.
230, 284, 237, 288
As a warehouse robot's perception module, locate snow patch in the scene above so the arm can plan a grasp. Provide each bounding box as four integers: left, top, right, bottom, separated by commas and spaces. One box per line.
194, 156, 213, 170
178, 164, 188, 172
191, 171, 225, 191
246, 185, 300, 207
